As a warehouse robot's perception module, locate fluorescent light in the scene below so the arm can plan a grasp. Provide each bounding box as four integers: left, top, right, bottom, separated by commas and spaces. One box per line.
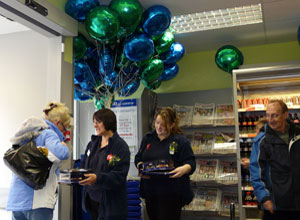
170, 4, 262, 34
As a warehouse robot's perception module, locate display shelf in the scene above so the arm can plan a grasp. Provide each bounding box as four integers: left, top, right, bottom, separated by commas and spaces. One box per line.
157, 89, 238, 219
181, 124, 235, 129
191, 180, 238, 188
195, 153, 237, 158
239, 134, 256, 138
242, 205, 258, 209
238, 105, 300, 112
242, 186, 254, 191
182, 209, 240, 218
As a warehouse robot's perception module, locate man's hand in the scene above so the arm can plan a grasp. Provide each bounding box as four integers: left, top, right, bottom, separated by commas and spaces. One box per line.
263, 200, 274, 214
241, 158, 250, 169
79, 173, 97, 186
169, 164, 191, 178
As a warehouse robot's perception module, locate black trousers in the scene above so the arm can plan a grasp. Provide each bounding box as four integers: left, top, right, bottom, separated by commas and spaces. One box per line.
145, 194, 182, 220
86, 194, 100, 220
263, 210, 300, 220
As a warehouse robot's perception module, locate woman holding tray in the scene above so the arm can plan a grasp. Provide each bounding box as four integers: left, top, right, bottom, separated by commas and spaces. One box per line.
79, 108, 130, 220
135, 107, 196, 220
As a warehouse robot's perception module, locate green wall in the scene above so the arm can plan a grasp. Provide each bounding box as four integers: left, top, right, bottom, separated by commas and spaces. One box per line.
46, 0, 300, 96
155, 41, 300, 94
46, 0, 67, 11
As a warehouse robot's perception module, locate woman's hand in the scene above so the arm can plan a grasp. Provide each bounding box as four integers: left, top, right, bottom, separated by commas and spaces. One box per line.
137, 162, 150, 179
169, 164, 191, 178
79, 173, 97, 186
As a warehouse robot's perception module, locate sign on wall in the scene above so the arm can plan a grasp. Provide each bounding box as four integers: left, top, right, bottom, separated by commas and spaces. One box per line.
111, 99, 138, 162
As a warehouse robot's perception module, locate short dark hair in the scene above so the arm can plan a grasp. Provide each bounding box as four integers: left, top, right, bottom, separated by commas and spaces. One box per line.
93, 108, 117, 132
268, 99, 288, 113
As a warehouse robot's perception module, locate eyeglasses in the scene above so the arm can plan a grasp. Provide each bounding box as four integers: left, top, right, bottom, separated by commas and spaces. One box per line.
266, 113, 281, 119
60, 122, 67, 132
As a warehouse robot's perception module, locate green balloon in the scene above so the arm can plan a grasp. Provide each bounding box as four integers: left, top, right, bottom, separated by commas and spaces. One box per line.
142, 79, 161, 90
85, 6, 120, 42
74, 34, 87, 60
215, 45, 244, 73
93, 96, 105, 110
137, 55, 153, 69
116, 50, 131, 70
141, 59, 164, 83
154, 31, 174, 54
110, 0, 143, 35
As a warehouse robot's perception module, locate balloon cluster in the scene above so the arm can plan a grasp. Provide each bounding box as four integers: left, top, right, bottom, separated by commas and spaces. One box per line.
215, 45, 244, 74
66, 0, 185, 109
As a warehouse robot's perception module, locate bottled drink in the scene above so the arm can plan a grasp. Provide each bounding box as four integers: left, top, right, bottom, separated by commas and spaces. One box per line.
240, 139, 245, 158
293, 113, 300, 125
245, 138, 252, 158
239, 116, 243, 133
244, 191, 253, 205
242, 116, 249, 134
247, 116, 253, 133
288, 113, 293, 121
253, 115, 259, 126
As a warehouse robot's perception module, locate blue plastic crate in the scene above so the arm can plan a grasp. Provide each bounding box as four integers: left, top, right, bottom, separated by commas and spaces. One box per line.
127, 212, 142, 218
127, 187, 139, 194
127, 181, 140, 188
127, 199, 141, 205
128, 205, 141, 212
127, 193, 140, 200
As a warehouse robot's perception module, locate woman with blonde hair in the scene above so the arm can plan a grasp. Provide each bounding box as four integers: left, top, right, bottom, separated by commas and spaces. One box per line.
7, 102, 71, 220
135, 107, 196, 220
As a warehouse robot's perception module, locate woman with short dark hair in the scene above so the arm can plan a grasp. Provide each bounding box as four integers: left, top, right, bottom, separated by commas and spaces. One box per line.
80, 108, 130, 220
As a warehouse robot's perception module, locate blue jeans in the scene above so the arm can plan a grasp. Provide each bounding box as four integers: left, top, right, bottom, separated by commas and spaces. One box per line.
12, 208, 53, 220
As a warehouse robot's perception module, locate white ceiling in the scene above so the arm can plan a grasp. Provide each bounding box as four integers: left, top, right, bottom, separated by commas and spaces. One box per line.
138, 0, 300, 53
1, 0, 299, 53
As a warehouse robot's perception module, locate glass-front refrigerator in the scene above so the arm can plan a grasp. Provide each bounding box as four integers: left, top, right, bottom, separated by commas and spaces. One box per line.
232, 61, 300, 220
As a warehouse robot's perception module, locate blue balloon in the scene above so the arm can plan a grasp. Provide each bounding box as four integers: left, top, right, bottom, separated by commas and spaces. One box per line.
65, 0, 99, 22
124, 34, 154, 62
142, 5, 171, 36
99, 46, 114, 77
122, 63, 139, 78
74, 60, 90, 84
74, 84, 91, 101
103, 71, 119, 90
161, 42, 185, 65
159, 63, 179, 81
118, 79, 140, 97
85, 44, 99, 74
79, 79, 96, 93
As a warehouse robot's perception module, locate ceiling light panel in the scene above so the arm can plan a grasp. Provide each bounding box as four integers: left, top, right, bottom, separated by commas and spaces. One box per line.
171, 3, 262, 34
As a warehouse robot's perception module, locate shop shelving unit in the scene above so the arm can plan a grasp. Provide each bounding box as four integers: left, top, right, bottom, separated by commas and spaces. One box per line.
232, 61, 300, 220
157, 89, 238, 220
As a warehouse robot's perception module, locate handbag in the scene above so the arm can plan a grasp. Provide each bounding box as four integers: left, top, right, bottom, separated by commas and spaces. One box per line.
3, 139, 53, 190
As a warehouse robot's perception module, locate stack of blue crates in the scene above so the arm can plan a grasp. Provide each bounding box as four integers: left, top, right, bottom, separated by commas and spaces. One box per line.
127, 180, 142, 220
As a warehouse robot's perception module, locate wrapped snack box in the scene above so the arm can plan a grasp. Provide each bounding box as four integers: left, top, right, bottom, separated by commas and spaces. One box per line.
59, 168, 92, 185
142, 159, 174, 176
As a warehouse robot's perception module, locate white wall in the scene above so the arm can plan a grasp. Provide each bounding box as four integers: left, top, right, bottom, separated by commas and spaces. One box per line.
0, 30, 62, 211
